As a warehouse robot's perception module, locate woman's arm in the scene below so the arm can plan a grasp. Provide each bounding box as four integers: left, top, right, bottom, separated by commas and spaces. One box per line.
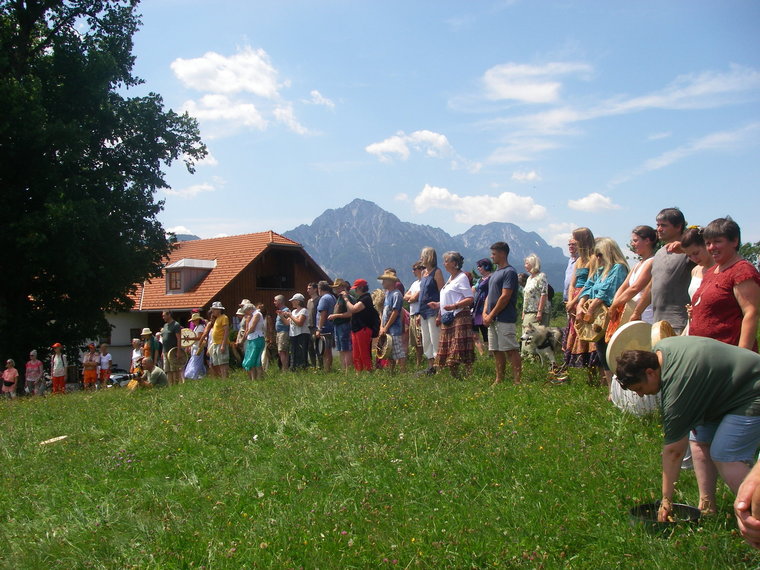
291, 309, 308, 327
735, 279, 760, 350
433, 268, 444, 290
735, 462, 760, 549
659, 437, 688, 521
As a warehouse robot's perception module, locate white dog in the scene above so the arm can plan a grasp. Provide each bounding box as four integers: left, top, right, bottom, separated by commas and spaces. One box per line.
521, 323, 564, 366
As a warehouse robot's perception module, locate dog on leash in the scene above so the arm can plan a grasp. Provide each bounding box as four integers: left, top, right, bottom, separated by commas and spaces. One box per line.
521, 323, 564, 366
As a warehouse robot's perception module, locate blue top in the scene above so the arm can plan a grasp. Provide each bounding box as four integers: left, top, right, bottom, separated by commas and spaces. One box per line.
486, 265, 519, 323
418, 270, 440, 319
472, 275, 490, 325
317, 293, 336, 333
382, 289, 404, 335
574, 266, 590, 289
275, 308, 290, 332
579, 264, 628, 306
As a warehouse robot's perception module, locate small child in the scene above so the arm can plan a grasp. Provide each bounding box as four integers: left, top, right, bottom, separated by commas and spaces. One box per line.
3, 359, 18, 399
50, 343, 67, 394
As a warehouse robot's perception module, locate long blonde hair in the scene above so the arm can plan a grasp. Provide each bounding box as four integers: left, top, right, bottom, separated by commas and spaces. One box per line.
420, 246, 438, 269
594, 237, 629, 279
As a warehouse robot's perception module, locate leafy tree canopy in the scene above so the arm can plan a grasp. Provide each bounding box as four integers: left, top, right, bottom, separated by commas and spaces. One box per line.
0, 0, 206, 364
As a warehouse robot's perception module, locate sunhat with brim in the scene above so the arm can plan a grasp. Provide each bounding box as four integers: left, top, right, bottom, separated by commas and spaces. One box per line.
351, 279, 368, 290
606, 319, 678, 374
210, 301, 225, 311
190, 313, 203, 321
374, 332, 392, 360
377, 271, 399, 281
331, 278, 349, 289
289, 293, 306, 302
140, 327, 152, 336
238, 298, 251, 307
235, 308, 245, 316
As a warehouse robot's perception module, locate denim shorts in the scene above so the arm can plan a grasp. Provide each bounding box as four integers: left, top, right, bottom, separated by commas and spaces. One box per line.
689, 414, 760, 463
334, 323, 352, 352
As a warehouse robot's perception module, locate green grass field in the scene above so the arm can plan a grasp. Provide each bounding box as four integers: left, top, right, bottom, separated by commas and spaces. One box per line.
1, 357, 759, 568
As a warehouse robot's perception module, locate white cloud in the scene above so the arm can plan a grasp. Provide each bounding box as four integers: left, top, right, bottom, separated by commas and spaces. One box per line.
413, 184, 546, 224
166, 225, 194, 235
182, 94, 267, 131
479, 64, 760, 163
306, 89, 335, 109
567, 192, 621, 212
171, 46, 281, 98
481, 61, 593, 103
172, 45, 319, 138
164, 182, 216, 199
511, 170, 542, 182
542, 222, 577, 253
487, 139, 560, 164
610, 122, 760, 187
394, 193, 409, 201
366, 129, 481, 172
366, 130, 454, 161
648, 131, 672, 141
274, 103, 309, 135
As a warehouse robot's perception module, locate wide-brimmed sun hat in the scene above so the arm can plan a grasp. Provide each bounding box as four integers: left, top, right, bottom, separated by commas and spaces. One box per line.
331, 278, 349, 289
190, 313, 202, 321
140, 327, 152, 336
377, 271, 399, 281
210, 301, 225, 311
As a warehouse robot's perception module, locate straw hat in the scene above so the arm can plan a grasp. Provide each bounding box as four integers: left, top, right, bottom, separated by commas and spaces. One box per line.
210, 301, 225, 311
377, 271, 399, 281
140, 327, 152, 336
190, 313, 203, 322
331, 278, 349, 289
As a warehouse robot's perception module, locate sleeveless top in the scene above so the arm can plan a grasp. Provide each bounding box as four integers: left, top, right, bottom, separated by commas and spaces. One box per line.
574, 266, 590, 289
418, 269, 440, 319
629, 259, 654, 323
687, 275, 702, 301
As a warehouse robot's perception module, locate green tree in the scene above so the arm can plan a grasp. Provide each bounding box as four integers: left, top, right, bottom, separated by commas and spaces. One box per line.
0, 0, 206, 367
740, 240, 760, 268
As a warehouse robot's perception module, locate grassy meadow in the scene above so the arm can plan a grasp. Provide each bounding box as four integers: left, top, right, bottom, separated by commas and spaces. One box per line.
1, 356, 759, 568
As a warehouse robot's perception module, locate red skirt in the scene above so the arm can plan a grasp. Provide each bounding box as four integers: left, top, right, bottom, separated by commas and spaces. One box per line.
435, 312, 475, 369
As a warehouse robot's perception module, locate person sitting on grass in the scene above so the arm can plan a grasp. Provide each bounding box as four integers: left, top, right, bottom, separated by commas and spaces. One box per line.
136, 357, 168, 389
615, 335, 760, 522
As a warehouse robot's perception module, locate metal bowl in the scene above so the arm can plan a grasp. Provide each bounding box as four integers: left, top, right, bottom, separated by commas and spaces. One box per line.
629, 501, 701, 537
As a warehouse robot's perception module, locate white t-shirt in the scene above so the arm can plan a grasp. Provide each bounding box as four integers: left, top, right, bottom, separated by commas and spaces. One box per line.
289, 308, 310, 336
246, 310, 265, 340
131, 348, 142, 369
408, 279, 421, 315
98, 353, 112, 371
440, 272, 474, 320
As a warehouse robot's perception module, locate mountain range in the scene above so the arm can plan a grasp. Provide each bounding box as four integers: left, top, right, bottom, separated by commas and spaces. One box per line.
284, 199, 568, 290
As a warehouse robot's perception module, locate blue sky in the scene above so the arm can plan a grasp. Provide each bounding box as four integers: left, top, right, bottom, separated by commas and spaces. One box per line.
130, 0, 760, 254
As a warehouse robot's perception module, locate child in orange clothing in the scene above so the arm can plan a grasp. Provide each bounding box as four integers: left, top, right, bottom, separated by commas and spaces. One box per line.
50, 343, 67, 394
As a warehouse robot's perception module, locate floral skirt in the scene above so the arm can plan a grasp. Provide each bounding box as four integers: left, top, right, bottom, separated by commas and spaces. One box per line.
435, 312, 475, 369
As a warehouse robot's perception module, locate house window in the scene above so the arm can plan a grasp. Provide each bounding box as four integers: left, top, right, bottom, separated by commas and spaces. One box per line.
168, 271, 182, 291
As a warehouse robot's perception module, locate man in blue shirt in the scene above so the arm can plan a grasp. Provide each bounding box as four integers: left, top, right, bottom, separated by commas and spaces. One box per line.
379, 270, 406, 372
316, 280, 337, 372
483, 241, 521, 385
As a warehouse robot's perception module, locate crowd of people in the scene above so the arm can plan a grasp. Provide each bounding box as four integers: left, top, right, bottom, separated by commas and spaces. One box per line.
4, 206, 760, 547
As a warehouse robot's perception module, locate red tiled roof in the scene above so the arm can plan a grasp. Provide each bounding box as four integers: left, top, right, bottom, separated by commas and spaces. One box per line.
129, 231, 302, 311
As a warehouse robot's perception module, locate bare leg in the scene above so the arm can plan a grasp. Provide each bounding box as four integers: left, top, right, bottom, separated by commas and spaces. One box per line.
691, 440, 718, 513
506, 349, 522, 384
716, 461, 752, 495
492, 350, 506, 385
323, 346, 333, 372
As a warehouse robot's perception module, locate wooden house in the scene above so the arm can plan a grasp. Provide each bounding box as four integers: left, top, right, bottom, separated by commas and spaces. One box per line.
105, 231, 329, 368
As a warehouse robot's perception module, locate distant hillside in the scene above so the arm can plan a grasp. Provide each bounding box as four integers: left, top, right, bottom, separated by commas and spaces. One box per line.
284, 199, 568, 289
174, 233, 200, 242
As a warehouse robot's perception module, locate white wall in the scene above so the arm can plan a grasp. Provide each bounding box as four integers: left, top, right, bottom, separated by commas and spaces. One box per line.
106, 312, 147, 370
